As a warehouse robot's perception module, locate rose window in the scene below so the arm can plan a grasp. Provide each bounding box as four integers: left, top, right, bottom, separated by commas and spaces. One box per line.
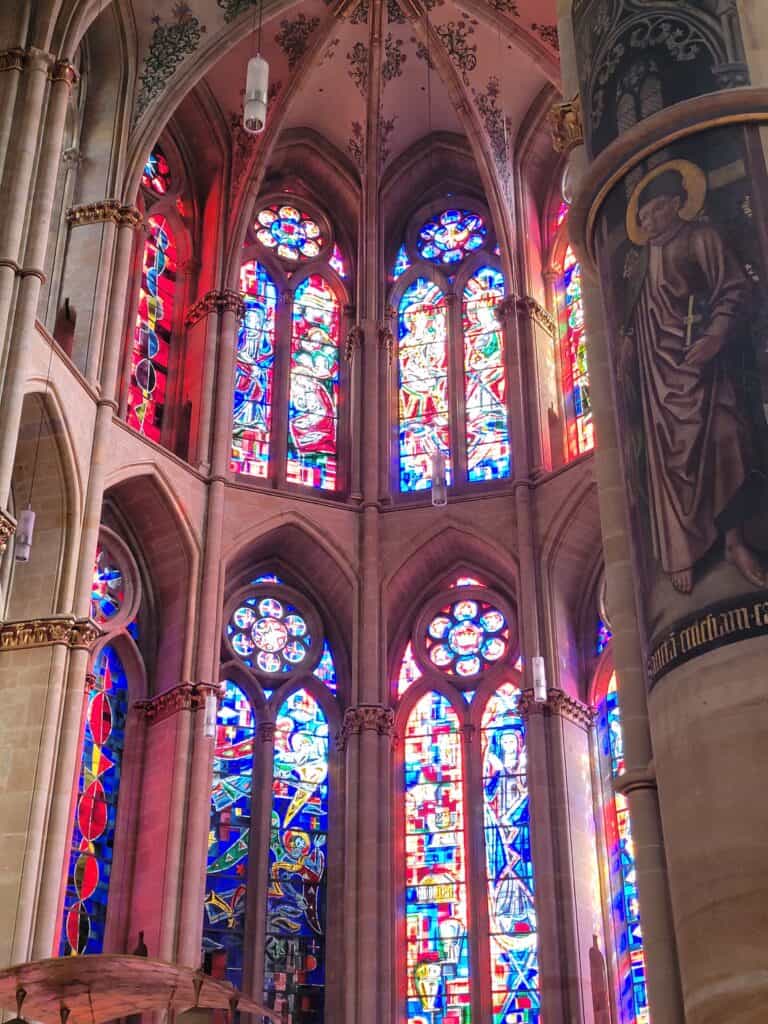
417, 209, 487, 264
90, 544, 124, 624
229, 595, 312, 674
424, 598, 509, 678
255, 205, 323, 262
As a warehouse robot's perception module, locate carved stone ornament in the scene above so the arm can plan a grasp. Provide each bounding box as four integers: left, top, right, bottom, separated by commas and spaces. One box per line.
516, 296, 556, 337
494, 296, 518, 327
518, 686, 594, 728
134, 681, 222, 725
548, 94, 583, 155
336, 703, 395, 749
220, 289, 246, 319
344, 324, 364, 361
378, 322, 396, 363
67, 201, 142, 228
0, 616, 102, 652
185, 291, 221, 327
0, 507, 17, 556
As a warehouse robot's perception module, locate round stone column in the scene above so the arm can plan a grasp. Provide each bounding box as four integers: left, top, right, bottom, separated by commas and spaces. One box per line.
566, 2, 768, 1019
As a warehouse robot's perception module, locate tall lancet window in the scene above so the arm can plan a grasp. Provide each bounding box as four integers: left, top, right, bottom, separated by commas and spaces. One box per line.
211, 576, 338, 1020
231, 200, 349, 493
557, 244, 593, 460
392, 203, 510, 496
128, 214, 177, 442
397, 577, 537, 1022
596, 672, 649, 1024
60, 535, 142, 955
203, 681, 255, 987
266, 688, 330, 1020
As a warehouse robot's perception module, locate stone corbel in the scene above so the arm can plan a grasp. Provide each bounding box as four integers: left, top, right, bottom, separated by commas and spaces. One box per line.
0, 508, 17, 556
548, 94, 584, 155
518, 686, 595, 729
0, 616, 102, 652
134, 681, 223, 725
336, 703, 395, 750
516, 296, 556, 338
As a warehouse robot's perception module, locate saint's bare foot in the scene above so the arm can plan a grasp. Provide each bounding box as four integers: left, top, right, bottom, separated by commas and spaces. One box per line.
670, 568, 693, 594
725, 539, 766, 589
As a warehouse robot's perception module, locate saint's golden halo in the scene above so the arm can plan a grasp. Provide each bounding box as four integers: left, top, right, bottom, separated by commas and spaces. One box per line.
625, 159, 708, 245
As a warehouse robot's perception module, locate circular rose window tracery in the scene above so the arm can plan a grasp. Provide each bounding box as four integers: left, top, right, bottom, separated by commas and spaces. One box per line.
422, 594, 511, 679
226, 586, 323, 681
255, 204, 324, 262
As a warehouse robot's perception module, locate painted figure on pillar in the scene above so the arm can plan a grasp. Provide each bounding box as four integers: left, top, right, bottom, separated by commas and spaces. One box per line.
618, 160, 767, 596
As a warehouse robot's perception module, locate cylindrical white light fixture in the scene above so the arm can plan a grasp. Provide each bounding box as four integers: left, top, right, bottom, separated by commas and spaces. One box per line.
15, 507, 36, 562
532, 655, 547, 703
244, 55, 269, 134
431, 449, 448, 507
204, 691, 218, 738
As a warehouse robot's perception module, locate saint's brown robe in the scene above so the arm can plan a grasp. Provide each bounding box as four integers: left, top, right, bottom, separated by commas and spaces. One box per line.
628, 219, 752, 574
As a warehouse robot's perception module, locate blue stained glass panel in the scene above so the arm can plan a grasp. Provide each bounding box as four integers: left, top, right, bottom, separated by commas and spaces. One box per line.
287, 275, 340, 491
404, 691, 472, 1024
597, 674, 649, 1024
232, 261, 278, 477
265, 689, 329, 1022
202, 681, 255, 987
482, 683, 540, 1024
60, 645, 128, 955
398, 278, 452, 493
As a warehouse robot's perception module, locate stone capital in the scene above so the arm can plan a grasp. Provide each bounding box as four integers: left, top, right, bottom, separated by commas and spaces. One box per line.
518, 686, 594, 728
516, 295, 556, 337
0, 508, 17, 556
0, 49, 26, 74
185, 290, 221, 326
344, 324, 364, 361
49, 59, 79, 87
548, 94, 583, 155
220, 289, 245, 319
134, 681, 221, 725
0, 616, 102, 652
336, 703, 395, 750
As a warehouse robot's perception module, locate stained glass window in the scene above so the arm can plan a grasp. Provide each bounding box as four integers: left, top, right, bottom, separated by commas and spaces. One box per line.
330, 243, 347, 279
463, 268, 510, 482
404, 691, 471, 1024
127, 215, 177, 443
596, 618, 613, 656
203, 681, 255, 987
417, 209, 486, 265
91, 544, 124, 624
265, 689, 329, 1022
228, 594, 312, 674
597, 673, 649, 1024
287, 275, 340, 490
313, 640, 337, 693
231, 261, 279, 477
142, 146, 172, 196
60, 645, 128, 955
560, 245, 594, 460
256, 205, 323, 262
555, 199, 569, 228
425, 598, 509, 679
397, 640, 423, 698
398, 278, 451, 493
482, 683, 540, 1023
393, 243, 412, 279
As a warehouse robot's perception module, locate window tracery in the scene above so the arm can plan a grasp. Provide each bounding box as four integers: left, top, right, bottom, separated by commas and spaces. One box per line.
233, 200, 347, 493
141, 146, 172, 196
60, 533, 143, 956
397, 578, 538, 1022
393, 203, 510, 495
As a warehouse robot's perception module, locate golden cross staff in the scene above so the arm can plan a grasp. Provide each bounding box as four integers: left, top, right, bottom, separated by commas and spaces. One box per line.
684, 294, 702, 348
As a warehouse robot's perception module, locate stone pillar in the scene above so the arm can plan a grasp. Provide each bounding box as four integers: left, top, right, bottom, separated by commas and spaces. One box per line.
566, 1, 768, 1018
186, 292, 222, 473
0, 57, 79, 508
